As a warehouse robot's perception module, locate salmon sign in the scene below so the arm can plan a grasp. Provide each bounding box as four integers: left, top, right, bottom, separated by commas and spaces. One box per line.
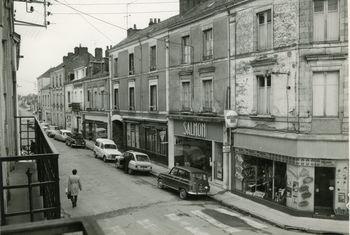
183, 121, 206, 138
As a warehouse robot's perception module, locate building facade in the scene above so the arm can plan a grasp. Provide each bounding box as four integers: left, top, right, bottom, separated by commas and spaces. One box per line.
228, 0, 348, 216
50, 64, 65, 128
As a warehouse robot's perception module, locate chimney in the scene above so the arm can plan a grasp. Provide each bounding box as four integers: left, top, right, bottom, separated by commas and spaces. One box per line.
149, 18, 154, 26
127, 24, 140, 37
95, 48, 103, 61
153, 18, 157, 24
74, 47, 79, 54
105, 46, 110, 58
158, 18, 161, 23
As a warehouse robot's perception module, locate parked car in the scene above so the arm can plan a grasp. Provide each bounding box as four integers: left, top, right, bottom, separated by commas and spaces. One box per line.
93, 138, 122, 162
66, 132, 85, 148
115, 151, 152, 174
157, 166, 210, 199
46, 125, 59, 138
54, 130, 72, 142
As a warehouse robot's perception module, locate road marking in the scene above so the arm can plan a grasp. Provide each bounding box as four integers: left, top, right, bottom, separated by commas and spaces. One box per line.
191, 210, 240, 234
137, 219, 161, 232
166, 213, 209, 235
214, 208, 267, 229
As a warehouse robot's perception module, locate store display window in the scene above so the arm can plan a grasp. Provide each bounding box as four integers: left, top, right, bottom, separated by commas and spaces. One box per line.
175, 137, 212, 178
235, 154, 287, 205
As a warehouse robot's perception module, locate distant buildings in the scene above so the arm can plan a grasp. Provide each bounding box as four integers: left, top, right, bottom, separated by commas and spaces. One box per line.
37, 0, 348, 218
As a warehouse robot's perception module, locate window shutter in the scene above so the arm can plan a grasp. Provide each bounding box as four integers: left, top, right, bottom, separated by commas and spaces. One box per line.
327, 0, 339, 40
325, 71, 338, 116
313, 72, 325, 116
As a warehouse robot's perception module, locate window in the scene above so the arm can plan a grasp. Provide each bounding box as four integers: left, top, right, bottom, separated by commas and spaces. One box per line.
150, 46, 156, 71
114, 58, 118, 77
149, 84, 157, 111
67, 92, 71, 104
101, 90, 105, 109
129, 85, 135, 110
257, 10, 272, 50
182, 36, 191, 64
203, 29, 213, 60
129, 53, 134, 75
313, 0, 339, 41
181, 81, 191, 110
257, 75, 271, 114
312, 71, 339, 116
202, 79, 213, 111
114, 88, 119, 110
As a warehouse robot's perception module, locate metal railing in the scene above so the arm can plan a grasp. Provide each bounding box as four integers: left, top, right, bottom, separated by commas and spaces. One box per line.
0, 116, 60, 225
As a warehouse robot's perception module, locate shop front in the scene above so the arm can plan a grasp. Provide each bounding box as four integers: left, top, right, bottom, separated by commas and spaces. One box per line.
82, 114, 108, 140
173, 119, 224, 182
232, 129, 349, 217
125, 119, 168, 165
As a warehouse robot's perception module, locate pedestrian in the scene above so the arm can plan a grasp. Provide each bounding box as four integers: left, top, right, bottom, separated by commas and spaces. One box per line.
67, 169, 82, 208
123, 153, 132, 173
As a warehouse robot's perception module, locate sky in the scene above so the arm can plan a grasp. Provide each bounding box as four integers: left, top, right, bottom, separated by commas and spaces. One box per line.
14, 0, 179, 95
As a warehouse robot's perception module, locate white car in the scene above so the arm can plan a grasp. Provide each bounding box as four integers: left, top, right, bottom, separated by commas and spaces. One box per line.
115, 151, 152, 174
93, 138, 122, 162
54, 130, 72, 142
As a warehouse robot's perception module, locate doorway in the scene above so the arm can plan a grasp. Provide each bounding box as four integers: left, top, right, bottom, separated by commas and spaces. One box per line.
113, 121, 124, 151
314, 167, 335, 215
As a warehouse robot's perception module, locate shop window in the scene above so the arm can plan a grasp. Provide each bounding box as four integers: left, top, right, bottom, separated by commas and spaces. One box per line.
129, 53, 134, 75
181, 35, 191, 64
203, 28, 213, 60
257, 9, 272, 50
144, 127, 168, 156
130, 124, 137, 147
313, 0, 339, 42
214, 142, 223, 181
234, 154, 287, 205
149, 84, 157, 111
181, 81, 191, 111
202, 79, 213, 112
312, 71, 339, 116
257, 75, 271, 115
150, 46, 157, 71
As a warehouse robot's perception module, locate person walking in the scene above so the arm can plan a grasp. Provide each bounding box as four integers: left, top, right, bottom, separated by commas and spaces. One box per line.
67, 169, 82, 208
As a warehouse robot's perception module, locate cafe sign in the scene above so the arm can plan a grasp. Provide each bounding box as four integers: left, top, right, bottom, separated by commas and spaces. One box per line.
224, 110, 238, 128
183, 121, 206, 138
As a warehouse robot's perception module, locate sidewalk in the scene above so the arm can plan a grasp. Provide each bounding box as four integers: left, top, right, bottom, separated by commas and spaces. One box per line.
150, 161, 349, 235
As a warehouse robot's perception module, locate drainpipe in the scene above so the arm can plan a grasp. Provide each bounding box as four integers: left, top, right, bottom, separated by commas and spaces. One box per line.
166, 36, 174, 169
108, 56, 113, 139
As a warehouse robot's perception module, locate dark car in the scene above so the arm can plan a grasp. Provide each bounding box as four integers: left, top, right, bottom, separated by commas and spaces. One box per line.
157, 166, 210, 199
65, 133, 85, 148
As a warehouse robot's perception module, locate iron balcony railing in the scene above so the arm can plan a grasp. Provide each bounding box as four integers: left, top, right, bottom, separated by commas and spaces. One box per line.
0, 116, 60, 226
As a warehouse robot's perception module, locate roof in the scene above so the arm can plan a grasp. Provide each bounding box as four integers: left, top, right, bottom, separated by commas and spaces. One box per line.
126, 150, 149, 156
96, 138, 115, 144
37, 67, 54, 79
111, 0, 235, 50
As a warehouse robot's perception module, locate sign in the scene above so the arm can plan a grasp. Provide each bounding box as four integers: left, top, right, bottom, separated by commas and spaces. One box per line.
183, 121, 206, 138
222, 145, 231, 153
224, 110, 238, 128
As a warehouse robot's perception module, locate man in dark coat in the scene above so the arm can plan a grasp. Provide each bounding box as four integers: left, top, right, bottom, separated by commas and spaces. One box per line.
123, 152, 132, 173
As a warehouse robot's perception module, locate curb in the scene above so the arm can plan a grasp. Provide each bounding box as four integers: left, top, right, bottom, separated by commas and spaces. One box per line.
150, 168, 346, 235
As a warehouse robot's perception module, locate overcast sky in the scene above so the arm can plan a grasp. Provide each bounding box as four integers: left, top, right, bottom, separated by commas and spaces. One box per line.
14, 0, 179, 95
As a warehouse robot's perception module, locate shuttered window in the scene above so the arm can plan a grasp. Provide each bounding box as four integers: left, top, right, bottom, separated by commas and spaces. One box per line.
114, 88, 119, 110
150, 85, 157, 111
181, 81, 191, 110
181, 36, 191, 64
129, 87, 135, 110
150, 46, 156, 71
312, 71, 339, 116
257, 75, 271, 114
257, 10, 272, 50
202, 79, 213, 111
114, 58, 118, 77
129, 53, 134, 75
203, 29, 213, 60
313, 0, 339, 41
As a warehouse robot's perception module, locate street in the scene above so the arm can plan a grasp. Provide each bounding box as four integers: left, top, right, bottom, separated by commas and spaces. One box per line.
53, 138, 310, 235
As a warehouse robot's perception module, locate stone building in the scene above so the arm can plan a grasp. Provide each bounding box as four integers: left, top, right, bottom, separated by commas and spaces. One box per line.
50, 63, 65, 127
37, 68, 52, 122
228, 0, 348, 217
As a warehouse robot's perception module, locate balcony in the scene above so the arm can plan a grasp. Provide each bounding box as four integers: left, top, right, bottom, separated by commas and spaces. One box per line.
0, 116, 60, 226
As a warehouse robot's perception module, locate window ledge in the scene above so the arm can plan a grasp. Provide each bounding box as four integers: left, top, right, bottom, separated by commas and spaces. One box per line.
249, 114, 275, 121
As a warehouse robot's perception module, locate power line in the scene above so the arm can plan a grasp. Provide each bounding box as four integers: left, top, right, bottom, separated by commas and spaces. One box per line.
53, 10, 178, 15
54, 2, 178, 6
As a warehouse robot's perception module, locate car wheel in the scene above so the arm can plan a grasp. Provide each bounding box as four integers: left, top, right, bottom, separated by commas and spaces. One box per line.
128, 168, 133, 175
179, 189, 187, 200
65, 141, 68, 146
157, 179, 164, 189
103, 156, 106, 162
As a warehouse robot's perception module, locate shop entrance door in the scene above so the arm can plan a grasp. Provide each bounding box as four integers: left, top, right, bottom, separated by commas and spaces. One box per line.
314, 167, 335, 214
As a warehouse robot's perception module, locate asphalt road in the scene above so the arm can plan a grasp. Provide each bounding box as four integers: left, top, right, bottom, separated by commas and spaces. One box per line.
52, 136, 310, 235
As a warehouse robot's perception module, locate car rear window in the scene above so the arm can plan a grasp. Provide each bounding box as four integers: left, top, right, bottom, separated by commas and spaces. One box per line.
191, 173, 207, 180
136, 155, 149, 162
178, 169, 190, 180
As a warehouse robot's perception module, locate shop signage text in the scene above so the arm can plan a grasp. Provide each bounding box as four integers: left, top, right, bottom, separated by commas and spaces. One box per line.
183, 121, 206, 138
224, 110, 238, 128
